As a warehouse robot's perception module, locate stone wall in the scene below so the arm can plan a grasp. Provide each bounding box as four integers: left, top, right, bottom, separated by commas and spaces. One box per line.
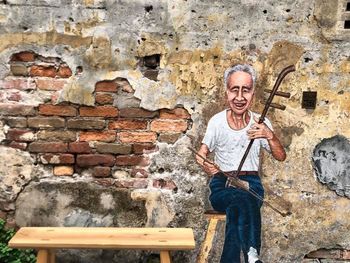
0, 0, 350, 262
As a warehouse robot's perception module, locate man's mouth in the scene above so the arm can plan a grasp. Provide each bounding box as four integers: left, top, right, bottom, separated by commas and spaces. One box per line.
233, 102, 247, 109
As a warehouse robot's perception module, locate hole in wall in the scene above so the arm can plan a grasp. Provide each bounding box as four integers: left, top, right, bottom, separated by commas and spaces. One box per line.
76, 66, 83, 75
344, 20, 350, 29
144, 5, 153, 12
346, 2, 350, 11
138, 54, 161, 81
143, 54, 160, 69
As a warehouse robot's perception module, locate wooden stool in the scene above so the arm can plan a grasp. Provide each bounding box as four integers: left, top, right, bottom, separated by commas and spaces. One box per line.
8, 227, 196, 263
197, 210, 226, 263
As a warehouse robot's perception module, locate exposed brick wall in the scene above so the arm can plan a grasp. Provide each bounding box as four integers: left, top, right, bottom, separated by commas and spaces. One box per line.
304, 248, 350, 261
0, 51, 191, 192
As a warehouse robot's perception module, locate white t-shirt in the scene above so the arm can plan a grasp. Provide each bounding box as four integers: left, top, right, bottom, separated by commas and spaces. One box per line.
202, 109, 272, 172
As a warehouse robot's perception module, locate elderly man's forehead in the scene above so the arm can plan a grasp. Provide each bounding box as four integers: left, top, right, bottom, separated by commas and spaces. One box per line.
227, 71, 253, 83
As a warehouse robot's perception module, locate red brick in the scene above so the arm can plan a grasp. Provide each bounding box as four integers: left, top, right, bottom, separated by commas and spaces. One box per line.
0, 78, 36, 90
158, 133, 182, 144
95, 93, 114, 105
92, 166, 111, 178
57, 65, 72, 78
79, 106, 118, 117
8, 141, 27, 150
67, 118, 105, 130
93, 178, 115, 187
28, 142, 68, 153
116, 155, 149, 166
0, 103, 36, 116
35, 78, 67, 91
150, 119, 188, 132
39, 154, 75, 164
132, 143, 157, 154
119, 131, 157, 143
79, 131, 116, 142
159, 108, 191, 119
54, 166, 74, 176
153, 179, 177, 190
95, 143, 132, 154
77, 154, 115, 167
95, 81, 117, 92
342, 250, 350, 259
119, 108, 158, 118
10, 51, 36, 62
116, 78, 134, 93
39, 104, 77, 116
30, 65, 57, 78
28, 117, 65, 128
115, 178, 148, 188
10, 64, 28, 76
131, 168, 149, 178
7, 91, 21, 102
6, 129, 35, 142
68, 142, 91, 153
306, 249, 341, 259
108, 119, 148, 130
37, 130, 76, 142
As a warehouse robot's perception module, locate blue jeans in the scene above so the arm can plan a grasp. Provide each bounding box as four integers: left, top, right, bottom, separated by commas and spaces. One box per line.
209, 173, 264, 263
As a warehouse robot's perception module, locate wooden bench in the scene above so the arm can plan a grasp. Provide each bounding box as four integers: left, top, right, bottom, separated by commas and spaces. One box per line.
197, 210, 226, 263
8, 227, 195, 263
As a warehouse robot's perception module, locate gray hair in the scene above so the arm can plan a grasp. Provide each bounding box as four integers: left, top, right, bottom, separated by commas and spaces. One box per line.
224, 64, 257, 88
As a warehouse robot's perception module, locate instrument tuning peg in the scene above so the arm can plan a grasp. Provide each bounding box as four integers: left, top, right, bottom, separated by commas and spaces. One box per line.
264, 89, 291, 99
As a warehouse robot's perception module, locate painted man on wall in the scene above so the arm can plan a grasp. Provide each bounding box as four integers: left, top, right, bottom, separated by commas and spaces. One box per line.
196, 64, 286, 263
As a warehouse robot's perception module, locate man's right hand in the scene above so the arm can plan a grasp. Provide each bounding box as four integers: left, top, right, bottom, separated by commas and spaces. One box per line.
202, 160, 220, 175
196, 144, 220, 176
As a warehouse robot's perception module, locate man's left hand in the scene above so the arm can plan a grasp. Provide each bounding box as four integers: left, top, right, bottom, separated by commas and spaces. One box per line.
247, 116, 274, 140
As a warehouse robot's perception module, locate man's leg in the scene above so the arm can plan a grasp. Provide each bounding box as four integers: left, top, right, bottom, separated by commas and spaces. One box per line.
219, 204, 241, 263
236, 193, 262, 263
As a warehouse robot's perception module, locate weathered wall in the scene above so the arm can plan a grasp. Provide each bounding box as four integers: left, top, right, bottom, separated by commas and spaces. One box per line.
0, 0, 350, 262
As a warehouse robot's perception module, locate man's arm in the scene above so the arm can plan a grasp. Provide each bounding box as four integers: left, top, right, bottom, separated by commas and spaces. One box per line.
196, 144, 220, 175
265, 133, 286, 161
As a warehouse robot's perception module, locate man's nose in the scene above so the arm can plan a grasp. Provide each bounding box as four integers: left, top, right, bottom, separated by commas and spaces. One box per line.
236, 89, 244, 100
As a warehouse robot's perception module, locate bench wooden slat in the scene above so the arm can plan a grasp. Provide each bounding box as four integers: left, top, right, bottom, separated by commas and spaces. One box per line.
204, 210, 226, 220
9, 227, 195, 250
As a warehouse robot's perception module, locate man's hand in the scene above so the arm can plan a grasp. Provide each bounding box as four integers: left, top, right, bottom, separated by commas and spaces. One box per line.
247, 116, 274, 140
202, 160, 220, 175
247, 116, 286, 161
196, 144, 220, 176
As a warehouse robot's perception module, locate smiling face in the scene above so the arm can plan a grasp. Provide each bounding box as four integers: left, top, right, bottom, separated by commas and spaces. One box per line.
226, 71, 254, 116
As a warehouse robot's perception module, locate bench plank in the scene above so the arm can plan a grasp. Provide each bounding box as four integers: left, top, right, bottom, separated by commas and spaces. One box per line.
9, 227, 195, 250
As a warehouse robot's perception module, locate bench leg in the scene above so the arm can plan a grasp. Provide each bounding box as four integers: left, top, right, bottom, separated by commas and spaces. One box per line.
48, 250, 56, 263
160, 251, 172, 263
36, 250, 48, 263
36, 249, 55, 263
197, 218, 219, 263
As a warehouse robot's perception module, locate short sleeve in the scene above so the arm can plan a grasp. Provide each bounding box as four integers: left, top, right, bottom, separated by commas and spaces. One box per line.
202, 118, 217, 152
260, 117, 273, 152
